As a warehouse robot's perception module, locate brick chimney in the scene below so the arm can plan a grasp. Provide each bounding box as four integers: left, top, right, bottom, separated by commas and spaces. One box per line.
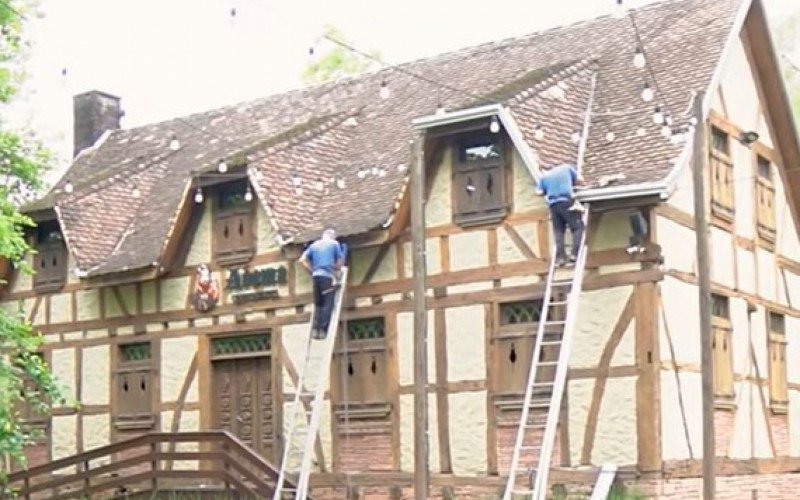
73, 90, 122, 157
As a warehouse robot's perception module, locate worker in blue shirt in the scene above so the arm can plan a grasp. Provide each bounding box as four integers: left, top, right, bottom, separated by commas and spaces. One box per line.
536, 163, 585, 266
300, 228, 345, 339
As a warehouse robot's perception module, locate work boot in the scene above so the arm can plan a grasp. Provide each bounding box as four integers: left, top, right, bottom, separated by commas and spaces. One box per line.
555, 256, 567, 267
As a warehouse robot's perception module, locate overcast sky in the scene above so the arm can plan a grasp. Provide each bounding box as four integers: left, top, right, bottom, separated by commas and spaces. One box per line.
4, 0, 799, 171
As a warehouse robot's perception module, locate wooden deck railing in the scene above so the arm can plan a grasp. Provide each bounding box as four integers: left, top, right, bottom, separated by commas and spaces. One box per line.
2, 430, 291, 499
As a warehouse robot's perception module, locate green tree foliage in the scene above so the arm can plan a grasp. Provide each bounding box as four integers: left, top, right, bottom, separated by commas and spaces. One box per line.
0, 0, 64, 480
302, 25, 379, 85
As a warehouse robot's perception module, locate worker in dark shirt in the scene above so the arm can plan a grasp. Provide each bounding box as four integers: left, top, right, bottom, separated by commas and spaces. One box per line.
299, 228, 344, 339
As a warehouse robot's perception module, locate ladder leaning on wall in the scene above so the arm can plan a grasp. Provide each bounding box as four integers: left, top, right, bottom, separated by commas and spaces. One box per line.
273, 267, 349, 500
502, 207, 590, 500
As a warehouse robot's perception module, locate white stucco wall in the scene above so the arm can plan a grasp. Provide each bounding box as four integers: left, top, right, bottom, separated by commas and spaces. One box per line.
710, 227, 735, 289
659, 277, 700, 365
448, 391, 488, 475
185, 201, 211, 266
657, 217, 696, 273
425, 149, 452, 228
444, 305, 485, 382
397, 311, 436, 386
570, 286, 634, 369
660, 371, 702, 460
161, 336, 198, 403
399, 393, 440, 473
568, 377, 638, 466
81, 345, 109, 405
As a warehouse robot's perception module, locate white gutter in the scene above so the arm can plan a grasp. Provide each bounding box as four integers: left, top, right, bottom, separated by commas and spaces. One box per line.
411, 103, 503, 129
578, 182, 669, 202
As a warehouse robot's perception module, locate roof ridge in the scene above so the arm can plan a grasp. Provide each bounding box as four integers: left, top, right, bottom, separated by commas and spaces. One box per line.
506, 58, 598, 107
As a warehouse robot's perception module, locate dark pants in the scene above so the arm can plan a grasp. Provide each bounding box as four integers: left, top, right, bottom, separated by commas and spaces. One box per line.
549, 201, 584, 260
312, 276, 335, 333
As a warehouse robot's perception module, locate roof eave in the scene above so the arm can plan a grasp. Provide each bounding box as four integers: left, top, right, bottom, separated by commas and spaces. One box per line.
577, 182, 670, 203
412, 104, 544, 183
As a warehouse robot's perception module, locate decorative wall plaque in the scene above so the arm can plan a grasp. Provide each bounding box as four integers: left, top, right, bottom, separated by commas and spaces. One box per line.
192, 264, 220, 312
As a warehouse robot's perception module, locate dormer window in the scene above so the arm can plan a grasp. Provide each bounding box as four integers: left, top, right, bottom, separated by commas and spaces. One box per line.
33, 220, 67, 293
452, 132, 508, 226
213, 179, 255, 266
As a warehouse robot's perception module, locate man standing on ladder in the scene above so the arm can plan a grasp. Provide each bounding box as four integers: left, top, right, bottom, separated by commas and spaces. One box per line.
537, 163, 586, 267
300, 228, 345, 339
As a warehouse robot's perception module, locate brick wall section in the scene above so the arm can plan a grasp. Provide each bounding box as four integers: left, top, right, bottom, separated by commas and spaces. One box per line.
495, 422, 562, 474
337, 432, 394, 472
768, 413, 790, 457
633, 472, 800, 499
714, 409, 735, 456
310, 472, 800, 499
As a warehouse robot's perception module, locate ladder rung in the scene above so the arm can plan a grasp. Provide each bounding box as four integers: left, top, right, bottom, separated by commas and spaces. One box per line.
519, 445, 542, 451
524, 423, 546, 429
548, 300, 569, 306
531, 381, 555, 387
535, 361, 558, 366
543, 320, 566, 325
539, 340, 562, 346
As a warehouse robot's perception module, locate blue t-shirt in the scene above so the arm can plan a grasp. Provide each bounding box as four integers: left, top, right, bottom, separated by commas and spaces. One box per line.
302, 239, 344, 278
537, 164, 578, 206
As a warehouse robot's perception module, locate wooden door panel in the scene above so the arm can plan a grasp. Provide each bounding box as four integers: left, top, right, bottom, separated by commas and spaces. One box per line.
212, 356, 273, 458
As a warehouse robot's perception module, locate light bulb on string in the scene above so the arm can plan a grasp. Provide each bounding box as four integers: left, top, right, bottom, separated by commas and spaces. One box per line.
661, 125, 673, 139
652, 106, 664, 125
605, 131, 616, 143
291, 171, 302, 187
244, 185, 253, 202
314, 178, 324, 191
254, 169, 264, 181
379, 80, 390, 100
131, 184, 141, 199
194, 187, 204, 204
689, 117, 698, 126
489, 115, 500, 134
665, 116, 674, 126
435, 103, 445, 116
378, 168, 387, 177
294, 186, 304, 196
64, 180, 74, 194
636, 127, 646, 137
641, 82, 654, 103
169, 135, 181, 151
533, 125, 545, 141
571, 130, 582, 144
336, 176, 346, 189
397, 163, 407, 173
217, 159, 228, 173
357, 167, 367, 179
632, 46, 646, 69
371, 166, 379, 176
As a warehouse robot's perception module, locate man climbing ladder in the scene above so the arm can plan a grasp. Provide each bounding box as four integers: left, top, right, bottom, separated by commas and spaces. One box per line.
536, 163, 585, 266
300, 228, 345, 339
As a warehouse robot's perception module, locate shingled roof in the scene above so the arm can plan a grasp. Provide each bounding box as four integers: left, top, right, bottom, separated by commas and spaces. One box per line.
41, 0, 748, 277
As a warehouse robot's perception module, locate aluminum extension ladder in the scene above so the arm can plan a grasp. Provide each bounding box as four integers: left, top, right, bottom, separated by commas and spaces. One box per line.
273, 267, 348, 500
503, 207, 590, 500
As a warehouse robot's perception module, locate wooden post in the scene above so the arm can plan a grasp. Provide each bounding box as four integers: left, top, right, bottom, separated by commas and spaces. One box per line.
410, 132, 429, 499
692, 91, 715, 499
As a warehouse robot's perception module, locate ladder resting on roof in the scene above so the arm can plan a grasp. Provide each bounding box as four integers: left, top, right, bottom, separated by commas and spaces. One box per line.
273, 267, 348, 500
503, 207, 590, 500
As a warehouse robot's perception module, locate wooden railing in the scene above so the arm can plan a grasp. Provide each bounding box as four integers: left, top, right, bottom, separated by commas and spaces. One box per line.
2, 431, 291, 499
